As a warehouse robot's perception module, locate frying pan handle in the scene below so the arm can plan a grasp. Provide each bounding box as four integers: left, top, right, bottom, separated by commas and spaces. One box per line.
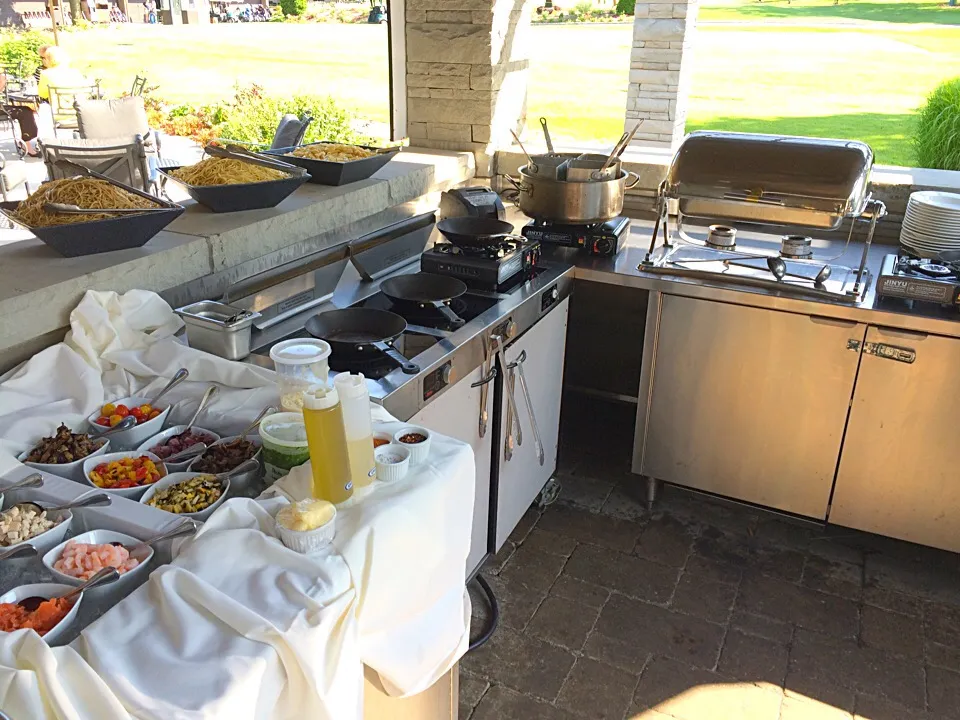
373, 341, 420, 374
435, 302, 465, 327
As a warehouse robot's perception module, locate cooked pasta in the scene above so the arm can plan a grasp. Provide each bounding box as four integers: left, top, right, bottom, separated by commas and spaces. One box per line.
11, 178, 156, 228
289, 143, 373, 162
169, 157, 287, 186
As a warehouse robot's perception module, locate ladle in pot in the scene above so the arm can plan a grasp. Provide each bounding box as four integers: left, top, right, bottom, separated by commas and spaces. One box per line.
510, 129, 537, 174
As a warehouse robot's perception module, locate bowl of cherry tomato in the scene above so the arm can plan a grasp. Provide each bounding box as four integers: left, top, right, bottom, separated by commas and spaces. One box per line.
87, 396, 170, 450
81, 451, 167, 499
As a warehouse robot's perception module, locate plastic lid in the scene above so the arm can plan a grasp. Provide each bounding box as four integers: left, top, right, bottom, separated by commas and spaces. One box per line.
301, 384, 339, 411
270, 338, 332, 366
333, 373, 369, 401
259, 412, 308, 447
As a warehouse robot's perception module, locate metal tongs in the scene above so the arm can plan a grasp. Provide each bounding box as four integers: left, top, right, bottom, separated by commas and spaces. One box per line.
43, 202, 166, 215
204, 144, 307, 176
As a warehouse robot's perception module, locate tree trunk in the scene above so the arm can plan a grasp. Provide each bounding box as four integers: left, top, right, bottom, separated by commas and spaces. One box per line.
68, 0, 82, 23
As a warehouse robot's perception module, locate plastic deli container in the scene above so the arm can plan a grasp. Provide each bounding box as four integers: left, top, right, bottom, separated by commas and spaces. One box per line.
259, 412, 311, 483
269, 338, 331, 412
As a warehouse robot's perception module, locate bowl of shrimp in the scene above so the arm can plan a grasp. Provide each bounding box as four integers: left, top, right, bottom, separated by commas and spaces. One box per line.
42, 530, 153, 588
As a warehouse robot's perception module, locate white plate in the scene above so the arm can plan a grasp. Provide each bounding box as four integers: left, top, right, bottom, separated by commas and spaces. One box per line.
909, 191, 960, 213
899, 233, 960, 249
18, 438, 110, 482
81, 451, 167, 500
137, 426, 220, 473
86, 396, 171, 450
43, 529, 153, 587
903, 216, 960, 234
0, 582, 82, 644
139, 472, 229, 521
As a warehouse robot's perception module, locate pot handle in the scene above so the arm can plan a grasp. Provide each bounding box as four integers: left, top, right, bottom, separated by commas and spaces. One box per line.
498, 174, 530, 195
624, 171, 642, 190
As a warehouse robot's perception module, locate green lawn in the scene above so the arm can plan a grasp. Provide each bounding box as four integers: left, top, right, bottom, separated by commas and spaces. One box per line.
54, 9, 960, 167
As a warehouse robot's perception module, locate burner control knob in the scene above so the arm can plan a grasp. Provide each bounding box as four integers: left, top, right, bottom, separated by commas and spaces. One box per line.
594, 238, 611, 255
441, 364, 453, 385
549, 287, 559, 301
505, 319, 517, 339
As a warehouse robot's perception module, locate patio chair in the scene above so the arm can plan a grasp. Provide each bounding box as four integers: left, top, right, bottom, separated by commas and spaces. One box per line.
130, 74, 147, 97
75, 95, 171, 161
218, 113, 313, 151
0, 79, 23, 157
0, 156, 29, 201
47, 82, 100, 136
39, 135, 154, 194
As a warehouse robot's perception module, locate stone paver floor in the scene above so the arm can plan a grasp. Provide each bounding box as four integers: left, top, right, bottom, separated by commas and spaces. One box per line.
461, 397, 960, 720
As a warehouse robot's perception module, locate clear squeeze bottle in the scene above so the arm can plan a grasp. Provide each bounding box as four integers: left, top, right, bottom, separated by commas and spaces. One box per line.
334, 373, 376, 488
301, 385, 353, 504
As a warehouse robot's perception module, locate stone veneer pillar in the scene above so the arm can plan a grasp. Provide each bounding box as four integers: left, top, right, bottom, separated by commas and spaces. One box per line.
404, 0, 532, 176
625, 0, 700, 150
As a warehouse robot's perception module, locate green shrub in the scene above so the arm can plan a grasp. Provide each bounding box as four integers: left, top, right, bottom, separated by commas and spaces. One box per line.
615, 0, 635, 14
574, 1, 594, 14
279, 0, 307, 16
0, 30, 53, 77
914, 77, 960, 171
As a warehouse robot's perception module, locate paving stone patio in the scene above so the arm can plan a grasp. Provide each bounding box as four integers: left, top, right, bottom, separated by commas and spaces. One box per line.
460, 397, 960, 720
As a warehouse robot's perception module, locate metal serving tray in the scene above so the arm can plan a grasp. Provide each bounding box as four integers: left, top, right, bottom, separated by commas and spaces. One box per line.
665, 131, 874, 230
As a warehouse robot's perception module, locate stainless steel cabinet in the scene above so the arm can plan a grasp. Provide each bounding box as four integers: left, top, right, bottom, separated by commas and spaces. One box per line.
830, 326, 960, 552
639, 294, 866, 519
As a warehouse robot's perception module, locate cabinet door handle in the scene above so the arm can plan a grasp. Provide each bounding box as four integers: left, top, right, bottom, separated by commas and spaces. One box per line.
808, 315, 860, 329
873, 325, 929, 341
863, 342, 916, 364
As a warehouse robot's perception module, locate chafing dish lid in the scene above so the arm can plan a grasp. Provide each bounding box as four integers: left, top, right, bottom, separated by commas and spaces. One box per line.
666, 131, 874, 218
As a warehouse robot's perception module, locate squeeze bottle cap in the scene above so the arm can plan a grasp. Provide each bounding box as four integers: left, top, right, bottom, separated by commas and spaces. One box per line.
301, 384, 339, 411
333, 373, 369, 400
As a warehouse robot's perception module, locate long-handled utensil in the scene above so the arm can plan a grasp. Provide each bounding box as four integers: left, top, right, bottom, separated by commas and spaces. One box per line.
539, 117, 555, 155
112, 519, 199, 563
148, 368, 189, 408
510, 129, 537, 174
210, 143, 307, 176
177, 385, 219, 438
0, 544, 36, 562
17, 566, 119, 611
98, 415, 137, 437
214, 458, 260, 480
163, 442, 208, 464
15, 492, 112, 516
43, 203, 167, 215
492, 334, 522, 448
230, 406, 276, 445
513, 351, 544, 466
0, 473, 44, 494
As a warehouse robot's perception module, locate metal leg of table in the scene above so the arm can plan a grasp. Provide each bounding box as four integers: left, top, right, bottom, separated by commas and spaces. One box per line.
645, 476, 661, 510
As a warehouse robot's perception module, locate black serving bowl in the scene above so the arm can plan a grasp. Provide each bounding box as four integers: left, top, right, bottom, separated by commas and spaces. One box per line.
263, 142, 399, 186
0, 189, 184, 258
159, 167, 311, 213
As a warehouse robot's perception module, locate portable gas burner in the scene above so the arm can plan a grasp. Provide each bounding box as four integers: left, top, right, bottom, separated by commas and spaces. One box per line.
876, 254, 960, 308
521, 216, 630, 257
420, 237, 541, 291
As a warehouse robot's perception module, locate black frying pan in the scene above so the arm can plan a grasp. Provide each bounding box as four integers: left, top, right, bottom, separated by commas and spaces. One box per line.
380, 272, 468, 327
437, 217, 515, 248
305, 308, 419, 374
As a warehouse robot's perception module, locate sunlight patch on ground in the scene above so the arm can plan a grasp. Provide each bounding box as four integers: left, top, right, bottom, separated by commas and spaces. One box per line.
627, 683, 853, 720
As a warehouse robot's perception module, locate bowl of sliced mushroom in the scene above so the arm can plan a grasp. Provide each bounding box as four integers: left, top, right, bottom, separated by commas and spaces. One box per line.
139, 472, 229, 521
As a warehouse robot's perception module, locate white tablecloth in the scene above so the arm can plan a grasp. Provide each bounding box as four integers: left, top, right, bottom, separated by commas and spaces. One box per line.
0, 290, 474, 718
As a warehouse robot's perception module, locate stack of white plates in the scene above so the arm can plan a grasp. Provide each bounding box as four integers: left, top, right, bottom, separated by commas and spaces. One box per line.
899, 191, 960, 258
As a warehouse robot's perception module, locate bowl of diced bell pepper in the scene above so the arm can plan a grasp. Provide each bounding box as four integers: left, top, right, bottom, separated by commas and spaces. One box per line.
86, 396, 170, 450
81, 451, 167, 500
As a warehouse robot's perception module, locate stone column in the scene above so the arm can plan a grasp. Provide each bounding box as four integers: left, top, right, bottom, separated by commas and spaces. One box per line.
404, 0, 532, 176
625, 0, 699, 150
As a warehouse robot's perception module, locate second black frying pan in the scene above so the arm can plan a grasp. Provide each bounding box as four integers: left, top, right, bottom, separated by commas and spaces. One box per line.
380, 272, 468, 327
437, 217, 515, 247
305, 308, 419, 374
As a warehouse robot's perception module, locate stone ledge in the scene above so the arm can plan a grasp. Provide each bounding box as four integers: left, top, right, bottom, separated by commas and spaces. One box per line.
0, 149, 475, 362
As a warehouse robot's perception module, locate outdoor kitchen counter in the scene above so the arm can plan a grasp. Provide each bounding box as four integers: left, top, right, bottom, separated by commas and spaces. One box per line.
0, 148, 475, 371
539, 214, 960, 341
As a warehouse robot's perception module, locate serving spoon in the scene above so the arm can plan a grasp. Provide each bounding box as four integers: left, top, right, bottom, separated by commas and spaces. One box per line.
0, 473, 44, 494
163, 442, 208, 464
97, 415, 137, 436
147, 368, 190, 408
227, 405, 276, 447
17, 566, 120, 612
14, 492, 112, 516
110, 519, 199, 563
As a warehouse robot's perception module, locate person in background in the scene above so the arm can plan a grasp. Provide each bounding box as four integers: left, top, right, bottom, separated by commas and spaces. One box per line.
37, 46, 87, 102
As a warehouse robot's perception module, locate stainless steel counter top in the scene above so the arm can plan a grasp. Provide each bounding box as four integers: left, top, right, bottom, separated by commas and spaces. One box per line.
533, 214, 960, 340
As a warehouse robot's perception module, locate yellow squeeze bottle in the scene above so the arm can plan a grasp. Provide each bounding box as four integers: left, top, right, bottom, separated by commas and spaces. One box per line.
301, 385, 353, 504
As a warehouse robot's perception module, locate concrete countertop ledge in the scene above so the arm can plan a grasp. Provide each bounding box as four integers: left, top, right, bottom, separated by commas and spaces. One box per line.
0, 148, 475, 365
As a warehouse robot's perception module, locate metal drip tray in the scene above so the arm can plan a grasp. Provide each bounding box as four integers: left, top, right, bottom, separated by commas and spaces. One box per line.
646, 243, 869, 303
